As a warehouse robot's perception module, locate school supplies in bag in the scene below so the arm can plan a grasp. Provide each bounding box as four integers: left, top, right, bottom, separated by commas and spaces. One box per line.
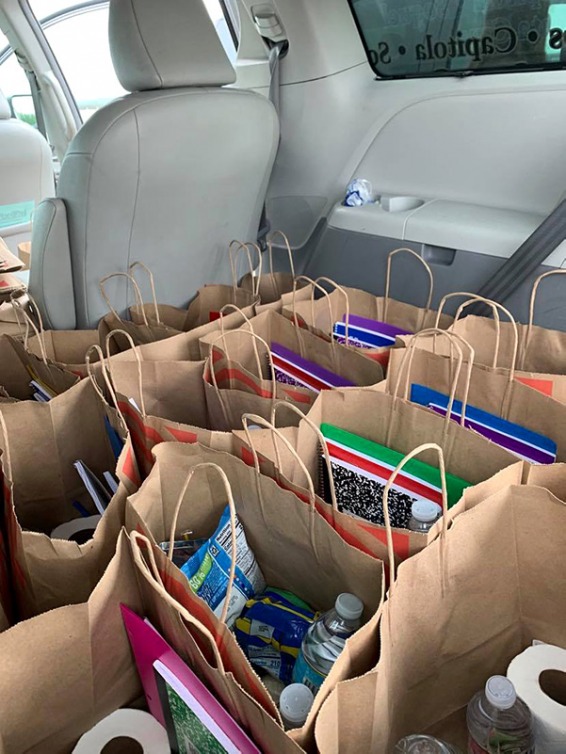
234, 588, 318, 684
181, 505, 266, 628
271, 342, 356, 391
320, 423, 471, 529
332, 314, 412, 350
410, 384, 557, 465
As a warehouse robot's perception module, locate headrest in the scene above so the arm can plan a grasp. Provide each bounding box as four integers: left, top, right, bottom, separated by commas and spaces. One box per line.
0, 90, 11, 120
109, 0, 236, 92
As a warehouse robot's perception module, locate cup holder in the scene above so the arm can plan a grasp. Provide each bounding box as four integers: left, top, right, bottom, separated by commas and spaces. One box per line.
380, 195, 425, 213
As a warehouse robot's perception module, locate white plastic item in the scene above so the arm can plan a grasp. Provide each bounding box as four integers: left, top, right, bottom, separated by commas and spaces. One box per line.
408, 501, 442, 533
279, 683, 314, 729
485, 675, 517, 709
72, 709, 169, 753
507, 643, 566, 753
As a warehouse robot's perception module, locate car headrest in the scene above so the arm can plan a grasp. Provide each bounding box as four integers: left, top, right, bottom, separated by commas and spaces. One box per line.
0, 89, 11, 119
109, 0, 236, 92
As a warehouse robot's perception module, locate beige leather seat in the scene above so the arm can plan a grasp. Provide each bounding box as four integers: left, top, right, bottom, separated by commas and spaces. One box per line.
30, 0, 278, 329
0, 90, 54, 253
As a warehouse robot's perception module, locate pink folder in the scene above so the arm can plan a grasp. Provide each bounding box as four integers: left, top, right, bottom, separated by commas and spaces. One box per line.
121, 604, 261, 753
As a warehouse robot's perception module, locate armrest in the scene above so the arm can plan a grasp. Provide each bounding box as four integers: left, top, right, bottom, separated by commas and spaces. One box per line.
28, 198, 76, 329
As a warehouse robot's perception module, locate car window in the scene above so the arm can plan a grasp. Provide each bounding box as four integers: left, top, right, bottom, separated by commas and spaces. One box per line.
0, 0, 237, 129
349, 0, 566, 78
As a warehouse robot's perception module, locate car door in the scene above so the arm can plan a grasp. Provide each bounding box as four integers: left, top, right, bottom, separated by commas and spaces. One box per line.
259, 0, 566, 330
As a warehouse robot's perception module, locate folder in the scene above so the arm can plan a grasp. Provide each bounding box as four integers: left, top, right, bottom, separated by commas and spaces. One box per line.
271, 341, 355, 392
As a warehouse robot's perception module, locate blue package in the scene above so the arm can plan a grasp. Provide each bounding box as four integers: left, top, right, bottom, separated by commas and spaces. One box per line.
181, 505, 266, 628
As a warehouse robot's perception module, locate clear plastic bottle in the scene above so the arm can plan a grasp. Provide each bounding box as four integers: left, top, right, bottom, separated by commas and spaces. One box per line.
394, 735, 462, 753
292, 593, 363, 694
467, 676, 534, 754
408, 500, 442, 533
279, 683, 314, 730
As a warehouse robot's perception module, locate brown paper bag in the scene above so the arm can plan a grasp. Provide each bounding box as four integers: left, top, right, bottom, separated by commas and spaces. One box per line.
0, 377, 141, 617
201, 309, 383, 429
17, 240, 30, 270
239, 232, 311, 313
126, 445, 385, 750
129, 528, 305, 754
0, 237, 23, 274
0, 530, 144, 754
234, 349, 518, 561
101, 328, 209, 428
98, 270, 180, 353
0, 333, 78, 400
11, 292, 100, 378
435, 282, 566, 403
203, 328, 318, 430
387, 326, 566, 461
128, 248, 259, 333
281, 248, 454, 368
315, 481, 566, 752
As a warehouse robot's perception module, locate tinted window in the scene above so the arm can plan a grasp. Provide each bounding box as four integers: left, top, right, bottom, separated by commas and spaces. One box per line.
349, 0, 566, 78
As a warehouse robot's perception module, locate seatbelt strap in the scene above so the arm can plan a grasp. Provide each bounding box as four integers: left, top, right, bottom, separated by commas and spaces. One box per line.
472, 198, 566, 316
17, 51, 47, 139
258, 40, 287, 248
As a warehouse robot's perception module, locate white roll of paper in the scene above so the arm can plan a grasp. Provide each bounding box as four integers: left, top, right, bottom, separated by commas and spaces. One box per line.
507, 643, 566, 753
50, 515, 101, 543
72, 709, 169, 753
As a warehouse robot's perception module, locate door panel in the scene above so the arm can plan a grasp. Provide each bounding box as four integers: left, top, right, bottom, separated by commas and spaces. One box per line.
262, 0, 566, 329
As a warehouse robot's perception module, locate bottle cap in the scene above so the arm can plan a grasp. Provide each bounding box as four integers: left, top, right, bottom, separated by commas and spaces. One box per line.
411, 500, 442, 524
279, 684, 314, 726
335, 593, 363, 621
485, 675, 517, 709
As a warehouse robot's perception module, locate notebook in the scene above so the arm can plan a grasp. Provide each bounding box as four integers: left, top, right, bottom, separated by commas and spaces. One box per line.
332, 314, 411, 349
410, 384, 557, 465
270, 341, 355, 392
121, 605, 260, 754
320, 423, 471, 529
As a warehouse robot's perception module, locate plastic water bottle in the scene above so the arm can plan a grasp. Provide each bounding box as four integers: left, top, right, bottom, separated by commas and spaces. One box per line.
279, 683, 314, 730
467, 676, 534, 753
408, 500, 442, 533
395, 735, 462, 753
292, 593, 363, 694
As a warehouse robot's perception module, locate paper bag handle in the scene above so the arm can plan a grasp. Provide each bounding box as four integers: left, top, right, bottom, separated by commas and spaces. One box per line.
384, 248, 434, 328
218, 304, 261, 377
104, 329, 147, 418
207, 329, 276, 428
389, 329, 474, 442
168, 463, 238, 625
440, 292, 518, 376
85, 344, 128, 432
383, 442, 448, 586
265, 230, 295, 299
269, 401, 339, 512
129, 530, 225, 669
241, 413, 319, 555
10, 294, 48, 364
229, 240, 261, 297
241, 411, 319, 509
524, 269, 566, 367
99, 272, 150, 327
128, 261, 162, 326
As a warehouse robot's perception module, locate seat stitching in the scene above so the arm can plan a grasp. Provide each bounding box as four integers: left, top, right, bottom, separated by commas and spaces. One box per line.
125, 109, 142, 311
128, 0, 163, 88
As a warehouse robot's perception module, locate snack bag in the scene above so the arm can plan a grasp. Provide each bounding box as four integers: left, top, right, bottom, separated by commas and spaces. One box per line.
181, 506, 266, 627
235, 588, 318, 683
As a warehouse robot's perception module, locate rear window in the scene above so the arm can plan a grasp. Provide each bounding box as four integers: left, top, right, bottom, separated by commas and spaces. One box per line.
349, 0, 566, 78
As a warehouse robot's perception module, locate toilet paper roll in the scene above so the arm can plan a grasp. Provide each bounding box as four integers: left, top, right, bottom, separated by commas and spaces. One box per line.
507, 643, 566, 754
51, 515, 101, 544
73, 709, 169, 753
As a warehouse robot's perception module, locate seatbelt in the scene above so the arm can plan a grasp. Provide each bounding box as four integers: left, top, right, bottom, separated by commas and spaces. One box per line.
17, 51, 47, 139
472, 198, 566, 316
258, 39, 287, 249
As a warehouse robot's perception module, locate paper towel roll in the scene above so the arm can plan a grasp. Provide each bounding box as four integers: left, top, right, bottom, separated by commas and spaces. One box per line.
73, 709, 169, 753
51, 515, 101, 544
507, 643, 566, 754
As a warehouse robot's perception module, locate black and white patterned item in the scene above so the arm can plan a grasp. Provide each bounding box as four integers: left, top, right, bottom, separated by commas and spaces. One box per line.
321, 458, 418, 529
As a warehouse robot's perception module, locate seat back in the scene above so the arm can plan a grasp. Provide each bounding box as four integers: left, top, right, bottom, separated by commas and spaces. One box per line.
31, 0, 278, 329
0, 91, 54, 251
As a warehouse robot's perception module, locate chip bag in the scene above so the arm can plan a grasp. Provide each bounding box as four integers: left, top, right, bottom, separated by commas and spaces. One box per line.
181, 505, 266, 627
